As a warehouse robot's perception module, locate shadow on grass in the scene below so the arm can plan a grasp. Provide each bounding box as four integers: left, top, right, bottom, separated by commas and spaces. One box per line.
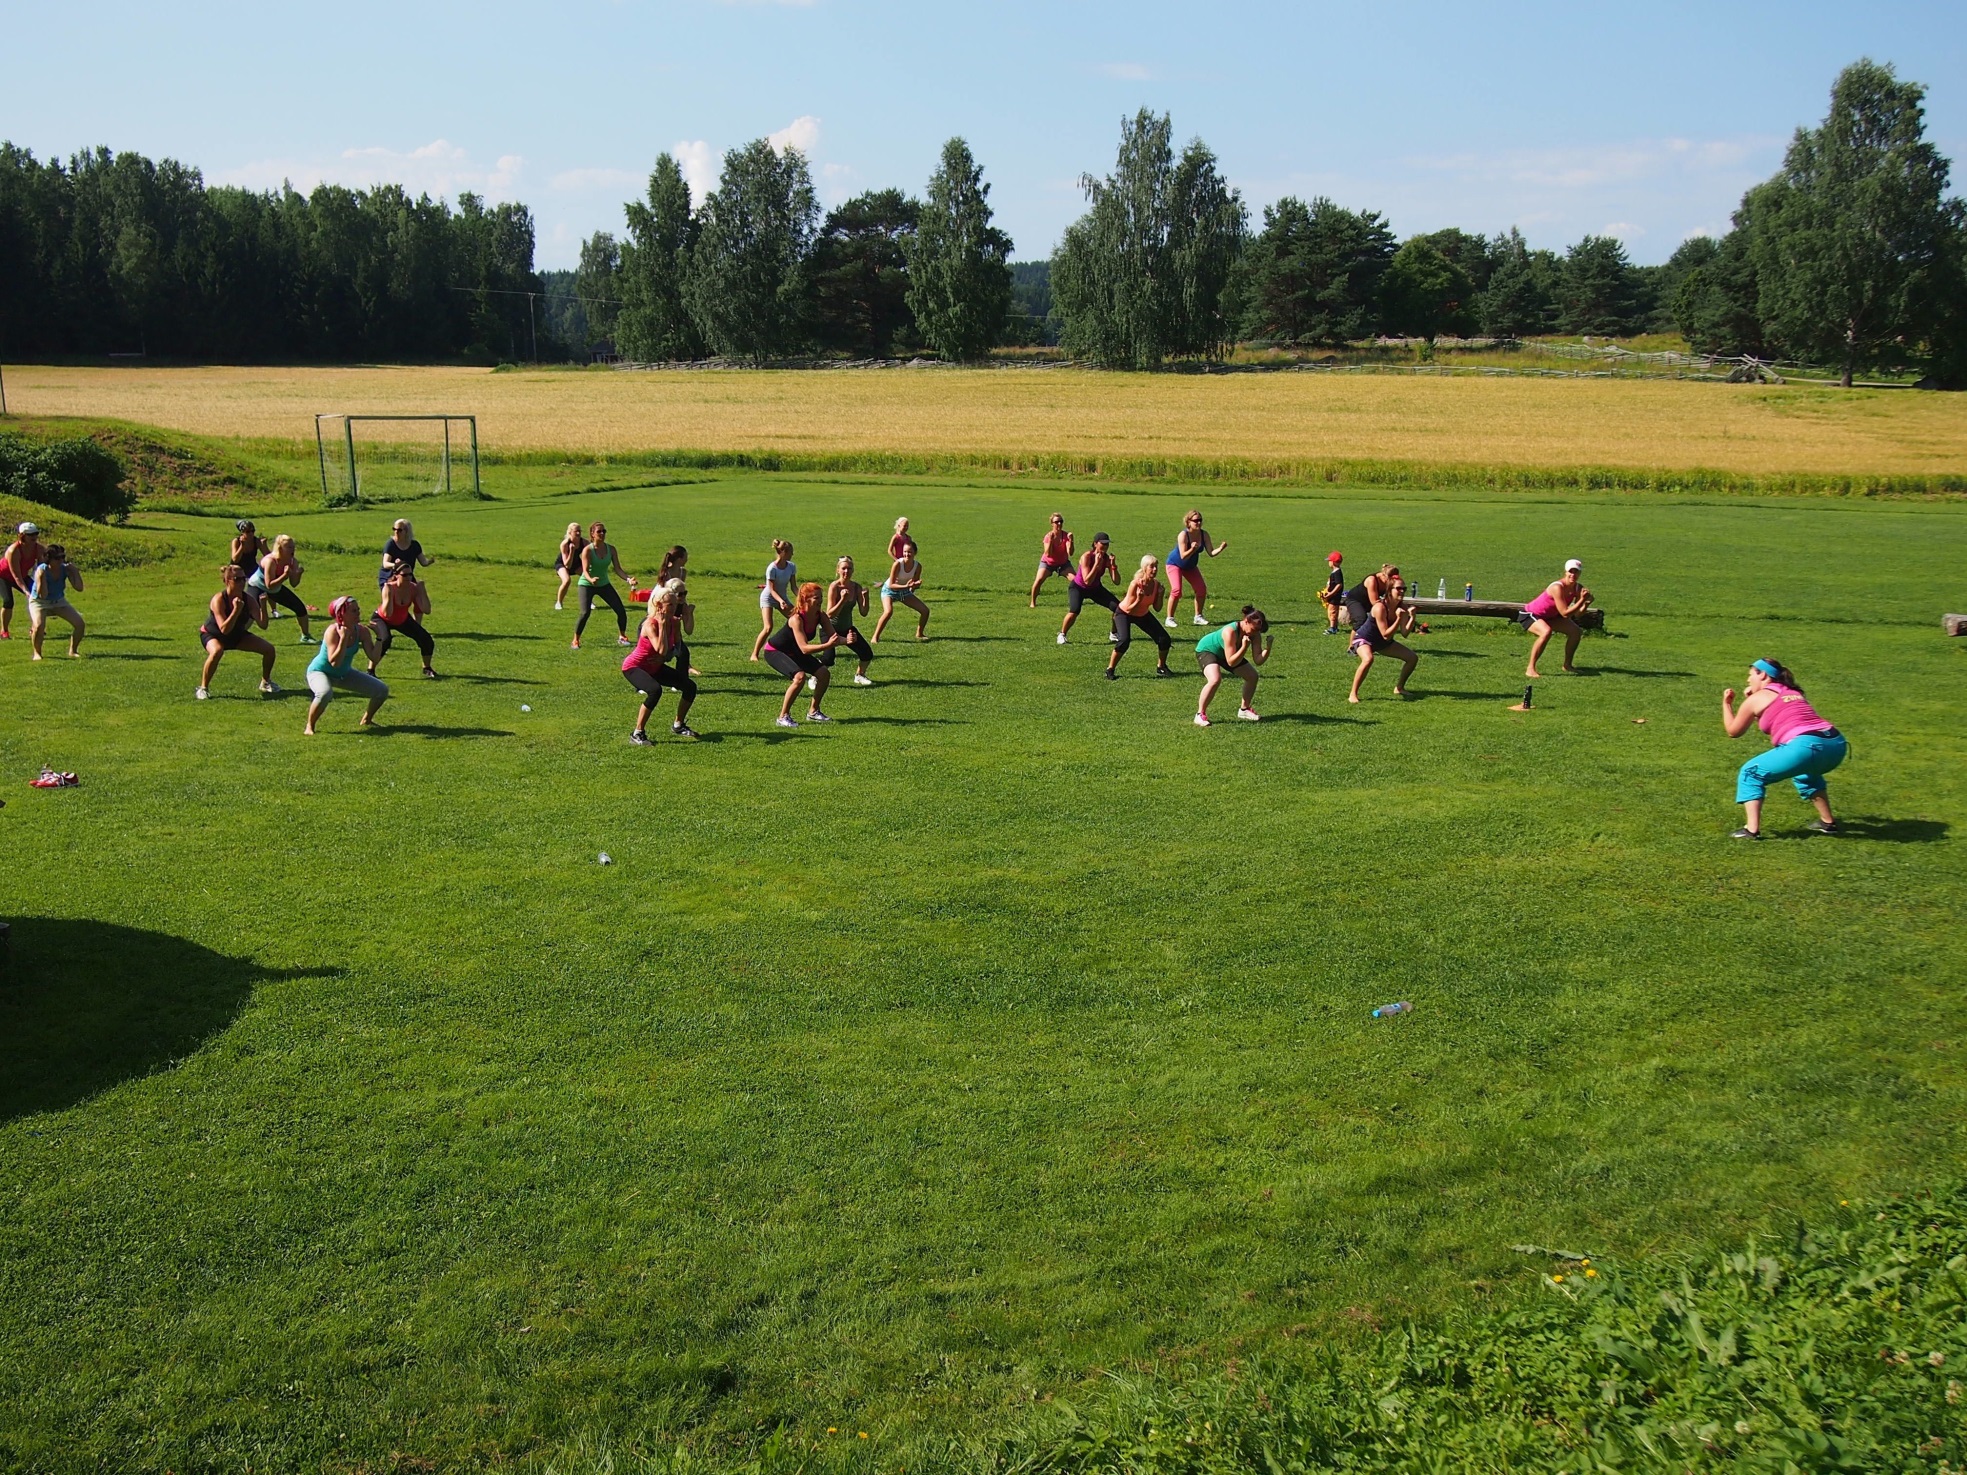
1827, 815, 1950, 844
365, 724, 514, 739
1259, 712, 1377, 726
87, 654, 177, 662
1574, 666, 1697, 679
440, 673, 547, 687
88, 634, 171, 643
1416, 649, 1492, 660
842, 715, 963, 727
442, 631, 547, 643
907, 634, 1016, 644
1399, 689, 1509, 702
0, 919, 320, 1122
850, 677, 989, 689
690, 731, 803, 746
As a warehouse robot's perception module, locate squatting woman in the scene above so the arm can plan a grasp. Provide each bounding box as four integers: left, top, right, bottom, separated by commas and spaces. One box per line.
304, 596, 388, 735
763, 582, 842, 727
623, 587, 699, 744
1194, 606, 1270, 726
197, 563, 278, 699
1720, 659, 1846, 839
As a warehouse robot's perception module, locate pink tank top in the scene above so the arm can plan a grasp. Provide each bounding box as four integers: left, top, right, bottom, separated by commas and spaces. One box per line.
1757, 684, 1834, 746
621, 631, 665, 676
1524, 587, 1560, 619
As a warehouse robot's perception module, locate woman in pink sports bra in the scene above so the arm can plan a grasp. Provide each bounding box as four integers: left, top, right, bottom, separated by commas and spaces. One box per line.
1720, 658, 1846, 839
1029, 514, 1075, 607
1524, 559, 1593, 678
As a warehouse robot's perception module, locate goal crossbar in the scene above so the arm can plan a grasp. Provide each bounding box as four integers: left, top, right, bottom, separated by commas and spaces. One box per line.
315, 414, 480, 504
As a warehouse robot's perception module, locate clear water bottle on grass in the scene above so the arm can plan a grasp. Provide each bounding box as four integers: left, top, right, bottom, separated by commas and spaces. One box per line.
1371, 1000, 1413, 1018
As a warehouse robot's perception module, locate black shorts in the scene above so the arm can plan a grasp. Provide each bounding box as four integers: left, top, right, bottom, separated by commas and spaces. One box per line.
1351, 622, 1390, 652
763, 644, 819, 679
1067, 581, 1117, 615
1197, 649, 1248, 674
200, 620, 247, 650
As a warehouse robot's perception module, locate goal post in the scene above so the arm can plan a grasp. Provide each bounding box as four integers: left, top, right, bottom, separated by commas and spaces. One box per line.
315, 414, 480, 507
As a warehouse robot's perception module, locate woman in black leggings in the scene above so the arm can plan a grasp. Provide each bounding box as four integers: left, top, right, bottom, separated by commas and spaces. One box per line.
369, 566, 438, 679
622, 587, 699, 743
252, 535, 315, 642
572, 521, 637, 648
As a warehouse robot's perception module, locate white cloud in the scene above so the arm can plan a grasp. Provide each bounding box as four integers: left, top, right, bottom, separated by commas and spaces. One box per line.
550, 166, 638, 192
768, 114, 821, 157
1099, 61, 1153, 81
672, 140, 718, 202
215, 138, 525, 201
1408, 135, 1772, 191
1599, 221, 1645, 239
719, 0, 817, 6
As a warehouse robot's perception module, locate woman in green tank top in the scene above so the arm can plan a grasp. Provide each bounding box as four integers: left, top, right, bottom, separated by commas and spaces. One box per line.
304, 596, 389, 735
1194, 605, 1271, 726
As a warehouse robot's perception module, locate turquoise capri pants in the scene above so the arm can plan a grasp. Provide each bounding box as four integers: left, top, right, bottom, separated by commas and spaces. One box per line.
1736, 730, 1847, 803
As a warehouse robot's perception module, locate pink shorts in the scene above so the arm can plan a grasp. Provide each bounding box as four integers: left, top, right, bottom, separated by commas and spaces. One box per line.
1166, 564, 1207, 601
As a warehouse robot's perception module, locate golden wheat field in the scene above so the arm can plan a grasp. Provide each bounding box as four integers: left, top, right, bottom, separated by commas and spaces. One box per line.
9, 363, 1967, 475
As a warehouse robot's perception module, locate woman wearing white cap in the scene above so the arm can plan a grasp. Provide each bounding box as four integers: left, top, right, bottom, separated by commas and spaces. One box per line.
1, 523, 45, 640
1522, 559, 1592, 678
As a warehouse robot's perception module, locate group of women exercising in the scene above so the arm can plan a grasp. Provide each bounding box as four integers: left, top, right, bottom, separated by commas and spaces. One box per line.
172, 506, 1849, 836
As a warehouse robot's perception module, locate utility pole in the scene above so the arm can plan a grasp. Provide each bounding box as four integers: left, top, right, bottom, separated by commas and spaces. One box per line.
528, 293, 538, 364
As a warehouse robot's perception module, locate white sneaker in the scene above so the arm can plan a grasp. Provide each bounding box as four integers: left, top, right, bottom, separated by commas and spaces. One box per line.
1056, 633, 1068, 645
805, 675, 817, 691
258, 679, 279, 694
853, 673, 873, 686
806, 711, 832, 723
553, 602, 563, 611
1107, 632, 1118, 643
1193, 713, 1211, 727
1192, 615, 1210, 626
775, 715, 798, 728
194, 686, 210, 701
1237, 706, 1261, 721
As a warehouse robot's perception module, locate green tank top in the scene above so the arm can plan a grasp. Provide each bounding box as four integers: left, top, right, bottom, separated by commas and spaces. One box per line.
309, 630, 358, 677
578, 545, 611, 586
1196, 622, 1235, 659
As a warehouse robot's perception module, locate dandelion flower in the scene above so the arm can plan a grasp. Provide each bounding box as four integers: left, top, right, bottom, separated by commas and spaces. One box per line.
1585, 1268, 1597, 1278
1551, 1274, 1564, 1283
859, 1432, 869, 1439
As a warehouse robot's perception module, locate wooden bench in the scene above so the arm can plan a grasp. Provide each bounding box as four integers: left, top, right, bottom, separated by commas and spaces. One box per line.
1344, 598, 1606, 631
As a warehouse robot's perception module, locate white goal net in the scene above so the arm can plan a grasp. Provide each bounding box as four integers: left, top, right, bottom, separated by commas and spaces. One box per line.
315, 414, 481, 506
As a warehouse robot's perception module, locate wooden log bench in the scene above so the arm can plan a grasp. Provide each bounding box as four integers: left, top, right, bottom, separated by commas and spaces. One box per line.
1344, 598, 1606, 631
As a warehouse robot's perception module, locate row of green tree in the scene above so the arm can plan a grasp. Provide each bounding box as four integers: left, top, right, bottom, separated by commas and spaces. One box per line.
0, 144, 546, 362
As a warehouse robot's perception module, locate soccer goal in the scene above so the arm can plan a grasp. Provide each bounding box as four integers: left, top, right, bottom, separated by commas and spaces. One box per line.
315, 414, 480, 507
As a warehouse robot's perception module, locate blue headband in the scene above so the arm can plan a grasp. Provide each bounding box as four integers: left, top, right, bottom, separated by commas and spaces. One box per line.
1752, 659, 1781, 679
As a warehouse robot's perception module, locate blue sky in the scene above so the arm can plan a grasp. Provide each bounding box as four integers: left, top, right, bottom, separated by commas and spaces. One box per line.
6, 1, 1965, 270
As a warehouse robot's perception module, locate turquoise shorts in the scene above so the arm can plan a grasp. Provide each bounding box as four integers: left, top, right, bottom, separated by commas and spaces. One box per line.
1736, 731, 1846, 803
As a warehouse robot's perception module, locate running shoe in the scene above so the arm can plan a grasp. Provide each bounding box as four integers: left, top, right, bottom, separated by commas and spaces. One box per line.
775, 715, 798, 728
297, 635, 317, 645
1237, 706, 1261, 721
1056, 633, 1068, 645
0, 631, 9, 639
805, 675, 817, 691
1322, 627, 1339, 635
1805, 818, 1838, 835
629, 730, 653, 746
553, 602, 564, 611
1154, 666, 1175, 677
806, 711, 832, 723
1730, 827, 1761, 840
1107, 632, 1118, 643
671, 723, 698, 739
617, 635, 633, 646
258, 679, 279, 695
852, 674, 873, 686
1192, 615, 1210, 626
570, 638, 581, 650
1103, 668, 1118, 681
194, 686, 209, 700
1193, 713, 1211, 727
422, 668, 439, 679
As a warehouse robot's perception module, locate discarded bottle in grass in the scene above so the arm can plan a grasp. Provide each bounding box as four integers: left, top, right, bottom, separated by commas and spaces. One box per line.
1372, 1000, 1413, 1018
598, 852, 612, 865
1465, 583, 1473, 601
1437, 578, 1447, 599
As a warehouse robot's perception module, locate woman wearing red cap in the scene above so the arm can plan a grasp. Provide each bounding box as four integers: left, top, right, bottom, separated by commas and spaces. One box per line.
304, 596, 388, 735
1318, 552, 1346, 634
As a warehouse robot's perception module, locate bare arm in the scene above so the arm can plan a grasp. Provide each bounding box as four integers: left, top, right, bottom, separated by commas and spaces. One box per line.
1721, 688, 1766, 738
67, 564, 83, 593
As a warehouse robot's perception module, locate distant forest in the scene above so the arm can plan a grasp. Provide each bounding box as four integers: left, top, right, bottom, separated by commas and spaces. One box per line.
3, 59, 1961, 383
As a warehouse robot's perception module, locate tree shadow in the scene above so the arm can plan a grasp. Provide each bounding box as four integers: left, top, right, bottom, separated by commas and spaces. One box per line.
88, 633, 170, 643
439, 673, 546, 687
841, 715, 963, 726
1258, 712, 1377, 726
0, 918, 322, 1122
689, 731, 803, 746
1572, 666, 1697, 679
364, 724, 514, 739
441, 632, 546, 643
907, 634, 1016, 644
1823, 815, 1950, 844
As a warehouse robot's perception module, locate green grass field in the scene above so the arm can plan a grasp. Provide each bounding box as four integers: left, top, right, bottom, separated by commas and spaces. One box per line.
2, 453, 1964, 1471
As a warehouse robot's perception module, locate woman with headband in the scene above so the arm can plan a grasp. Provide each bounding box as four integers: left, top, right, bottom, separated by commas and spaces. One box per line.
304, 596, 389, 735
1720, 658, 1846, 839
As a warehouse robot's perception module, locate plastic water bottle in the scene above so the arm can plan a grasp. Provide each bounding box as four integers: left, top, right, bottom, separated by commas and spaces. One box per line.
1371, 1000, 1413, 1018
1437, 578, 1447, 599
1464, 583, 1473, 601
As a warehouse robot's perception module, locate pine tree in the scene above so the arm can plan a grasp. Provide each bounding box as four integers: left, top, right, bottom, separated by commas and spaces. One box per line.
616, 154, 701, 362
904, 139, 1013, 362
1379, 238, 1474, 344
1239, 196, 1392, 347
1478, 229, 1558, 340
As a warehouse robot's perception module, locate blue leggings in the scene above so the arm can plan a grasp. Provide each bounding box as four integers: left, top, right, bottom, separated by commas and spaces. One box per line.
1736, 731, 1847, 803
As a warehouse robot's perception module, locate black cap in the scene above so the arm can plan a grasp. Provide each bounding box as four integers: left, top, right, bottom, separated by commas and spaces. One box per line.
1094, 531, 1110, 543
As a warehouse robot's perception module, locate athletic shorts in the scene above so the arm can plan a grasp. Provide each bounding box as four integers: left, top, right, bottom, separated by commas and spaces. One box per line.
763, 645, 819, 679
29, 599, 79, 622
306, 668, 388, 702
1351, 623, 1389, 652
1197, 650, 1247, 674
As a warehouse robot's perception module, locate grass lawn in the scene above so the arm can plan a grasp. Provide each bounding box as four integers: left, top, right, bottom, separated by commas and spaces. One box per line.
2, 456, 1964, 1471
